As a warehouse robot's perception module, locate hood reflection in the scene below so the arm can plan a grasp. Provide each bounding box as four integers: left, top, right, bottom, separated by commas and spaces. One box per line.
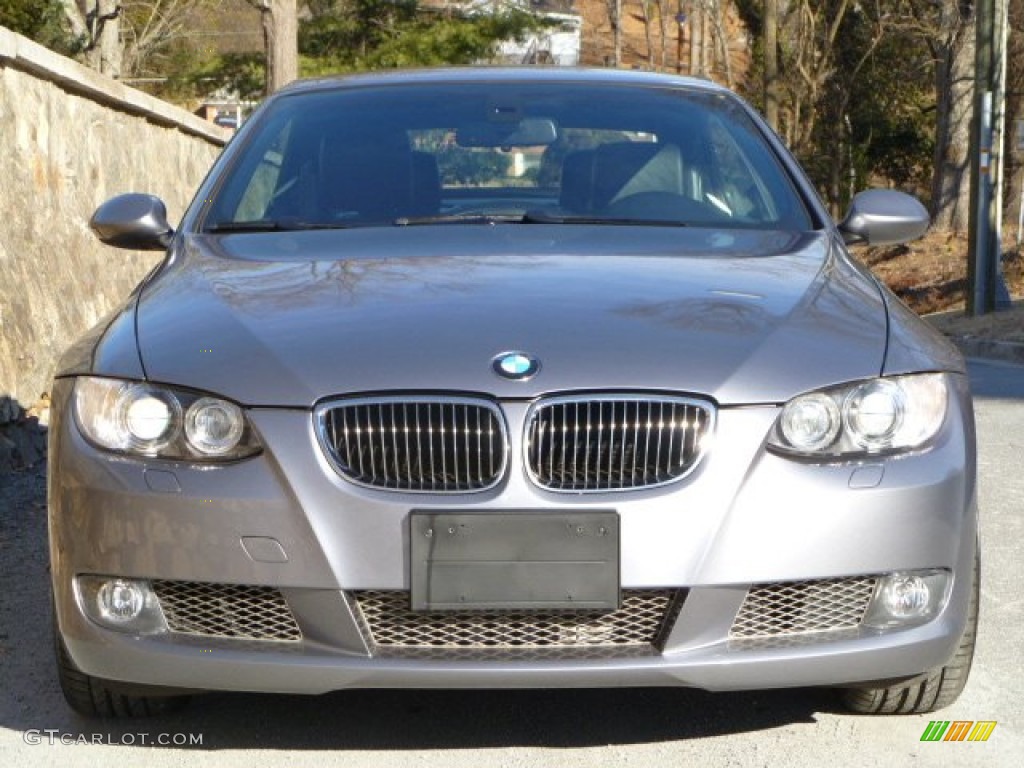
136, 227, 887, 406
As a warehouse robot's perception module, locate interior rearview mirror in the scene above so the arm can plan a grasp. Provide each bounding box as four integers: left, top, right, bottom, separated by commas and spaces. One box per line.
456, 118, 558, 148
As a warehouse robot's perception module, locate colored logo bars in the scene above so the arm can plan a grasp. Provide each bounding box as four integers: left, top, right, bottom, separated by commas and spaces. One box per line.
920, 720, 997, 742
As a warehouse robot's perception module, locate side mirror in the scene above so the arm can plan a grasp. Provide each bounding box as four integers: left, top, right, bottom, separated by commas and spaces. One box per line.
838, 189, 929, 246
90, 194, 174, 250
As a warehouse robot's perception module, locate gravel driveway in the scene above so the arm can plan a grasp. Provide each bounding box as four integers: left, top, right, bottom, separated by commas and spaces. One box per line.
1, 360, 1020, 767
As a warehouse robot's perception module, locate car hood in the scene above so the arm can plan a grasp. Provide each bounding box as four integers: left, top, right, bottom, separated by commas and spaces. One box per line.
136, 226, 887, 406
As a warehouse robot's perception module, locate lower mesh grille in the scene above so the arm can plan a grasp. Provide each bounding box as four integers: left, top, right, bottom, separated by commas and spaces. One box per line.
729, 577, 877, 639
349, 589, 683, 653
152, 581, 302, 642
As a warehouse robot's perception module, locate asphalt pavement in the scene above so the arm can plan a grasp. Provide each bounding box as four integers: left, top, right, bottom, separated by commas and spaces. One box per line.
0, 359, 1020, 767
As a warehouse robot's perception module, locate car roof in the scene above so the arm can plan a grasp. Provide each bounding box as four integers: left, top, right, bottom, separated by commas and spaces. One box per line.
276, 67, 731, 97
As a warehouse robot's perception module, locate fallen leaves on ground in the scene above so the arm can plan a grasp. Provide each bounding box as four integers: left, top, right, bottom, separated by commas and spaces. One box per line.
852, 230, 1024, 343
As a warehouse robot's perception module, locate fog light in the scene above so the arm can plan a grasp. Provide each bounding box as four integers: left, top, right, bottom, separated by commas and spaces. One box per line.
863, 570, 950, 629
76, 576, 166, 634
880, 575, 930, 617
97, 579, 145, 623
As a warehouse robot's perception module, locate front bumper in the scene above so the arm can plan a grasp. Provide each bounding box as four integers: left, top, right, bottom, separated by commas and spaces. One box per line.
48, 375, 978, 694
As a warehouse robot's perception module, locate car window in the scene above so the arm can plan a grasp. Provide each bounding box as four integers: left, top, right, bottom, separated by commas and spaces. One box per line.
201, 83, 813, 232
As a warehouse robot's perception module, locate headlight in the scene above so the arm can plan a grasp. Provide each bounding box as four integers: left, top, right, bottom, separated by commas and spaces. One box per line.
185, 397, 246, 455
778, 392, 840, 452
74, 377, 261, 461
769, 373, 948, 458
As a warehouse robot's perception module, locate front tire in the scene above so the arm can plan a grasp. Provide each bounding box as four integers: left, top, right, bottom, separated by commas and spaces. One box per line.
839, 548, 979, 714
54, 620, 191, 717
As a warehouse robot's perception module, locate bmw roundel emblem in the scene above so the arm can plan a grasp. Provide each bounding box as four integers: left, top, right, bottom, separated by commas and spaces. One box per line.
492, 351, 541, 380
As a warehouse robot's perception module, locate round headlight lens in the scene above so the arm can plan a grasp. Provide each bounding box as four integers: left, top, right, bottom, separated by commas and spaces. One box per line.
185, 397, 245, 455
115, 384, 180, 453
125, 394, 174, 441
844, 379, 904, 449
779, 392, 841, 452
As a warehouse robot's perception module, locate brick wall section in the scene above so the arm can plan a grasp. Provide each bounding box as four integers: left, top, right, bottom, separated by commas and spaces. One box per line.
0, 26, 227, 416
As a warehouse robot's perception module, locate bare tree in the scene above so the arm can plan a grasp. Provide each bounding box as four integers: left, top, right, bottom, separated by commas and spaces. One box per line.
121, 0, 218, 77
637, 1, 656, 68
59, 0, 123, 76
656, 0, 669, 69
761, 0, 853, 153
880, 0, 975, 231
604, 0, 623, 67
707, 0, 732, 88
634, 0, 673, 71
58, 1, 226, 80
819, 1, 887, 214
689, 0, 703, 75
1001, 0, 1024, 238
247, 0, 298, 94
764, 0, 779, 131
928, 0, 976, 232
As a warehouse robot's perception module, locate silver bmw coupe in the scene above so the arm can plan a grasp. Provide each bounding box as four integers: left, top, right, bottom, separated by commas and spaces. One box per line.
49, 68, 978, 718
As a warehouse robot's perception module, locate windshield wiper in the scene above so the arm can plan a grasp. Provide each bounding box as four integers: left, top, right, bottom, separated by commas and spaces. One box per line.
394, 214, 522, 226
204, 220, 356, 233
394, 212, 690, 227
522, 211, 690, 227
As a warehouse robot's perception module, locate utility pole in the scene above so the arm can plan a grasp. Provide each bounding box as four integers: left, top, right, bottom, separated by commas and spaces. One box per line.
992, 0, 1012, 308
967, 0, 1011, 315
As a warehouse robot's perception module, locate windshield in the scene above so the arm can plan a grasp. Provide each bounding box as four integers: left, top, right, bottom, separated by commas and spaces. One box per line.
200, 82, 813, 232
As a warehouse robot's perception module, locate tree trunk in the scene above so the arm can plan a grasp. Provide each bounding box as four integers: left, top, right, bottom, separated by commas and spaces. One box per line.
1003, 0, 1024, 241
614, 0, 623, 67
605, 0, 623, 67
258, 0, 298, 95
700, 2, 710, 75
59, 0, 121, 76
94, 0, 121, 77
657, 0, 669, 70
641, 1, 656, 68
931, 0, 975, 233
689, 1, 702, 75
709, 0, 732, 88
676, 0, 685, 72
58, 0, 89, 40
764, 0, 779, 131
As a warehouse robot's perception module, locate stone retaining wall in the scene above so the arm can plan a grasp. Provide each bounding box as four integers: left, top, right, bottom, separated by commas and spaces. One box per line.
0, 27, 228, 469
